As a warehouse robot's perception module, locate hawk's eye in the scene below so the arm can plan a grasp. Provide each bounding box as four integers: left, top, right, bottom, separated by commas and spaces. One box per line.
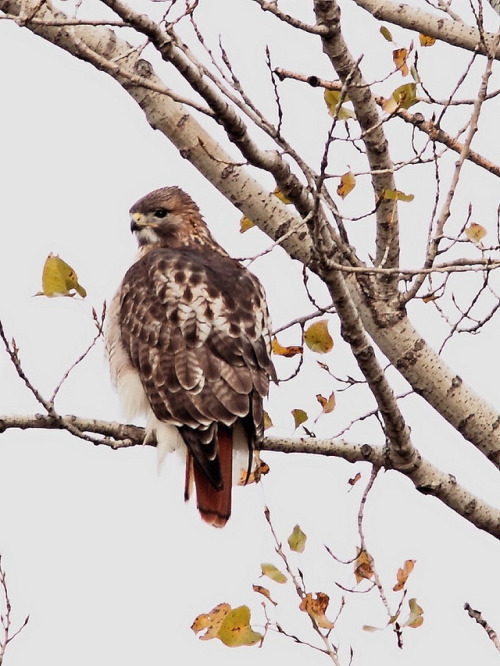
154, 208, 168, 219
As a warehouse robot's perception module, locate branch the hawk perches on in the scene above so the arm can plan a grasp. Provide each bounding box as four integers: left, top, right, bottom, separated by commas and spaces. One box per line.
105, 186, 276, 526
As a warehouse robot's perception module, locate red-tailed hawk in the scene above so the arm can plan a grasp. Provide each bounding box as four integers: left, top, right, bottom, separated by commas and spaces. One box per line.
105, 186, 276, 527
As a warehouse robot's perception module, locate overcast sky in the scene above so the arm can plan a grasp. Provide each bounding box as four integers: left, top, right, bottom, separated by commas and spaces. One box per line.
1, 1, 500, 664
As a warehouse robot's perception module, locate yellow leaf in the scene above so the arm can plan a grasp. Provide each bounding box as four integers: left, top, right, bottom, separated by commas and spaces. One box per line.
354, 549, 375, 584
324, 89, 355, 120
291, 408, 308, 429
287, 524, 307, 553
191, 603, 231, 640
382, 189, 414, 202
337, 170, 356, 199
252, 584, 278, 607
380, 25, 393, 42
465, 223, 487, 244
393, 559, 416, 592
273, 186, 292, 205
422, 293, 437, 303
263, 411, 273, 430
272, 337, 303, 358
299, 592, 335, 629
261, 563, 287, 584
404, 598, 424, 629
217, 606, 262, 647
240, 216, 255, 233
419, 33, 436, 47
304, 320, 334, 354
37, 253, 87, 298
393, 48, 409, 76
381, 83, 418, 113
316, 392, 336, 415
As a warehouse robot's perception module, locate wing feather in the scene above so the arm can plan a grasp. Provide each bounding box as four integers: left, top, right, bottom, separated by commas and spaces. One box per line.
119, 245, 275, 488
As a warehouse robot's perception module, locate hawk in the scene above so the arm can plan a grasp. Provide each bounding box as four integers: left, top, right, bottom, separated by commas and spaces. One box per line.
105, 186, 276, 527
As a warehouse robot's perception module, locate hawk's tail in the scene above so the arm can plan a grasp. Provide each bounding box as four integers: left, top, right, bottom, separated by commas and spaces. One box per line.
185, 425, 233, 527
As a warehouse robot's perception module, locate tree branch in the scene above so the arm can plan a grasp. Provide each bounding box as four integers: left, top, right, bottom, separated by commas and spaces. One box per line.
354, 0, 500, 59
2, 412, 500, 539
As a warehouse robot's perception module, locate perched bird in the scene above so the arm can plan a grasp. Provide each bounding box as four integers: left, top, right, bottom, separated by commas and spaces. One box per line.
105, 186, 276, 526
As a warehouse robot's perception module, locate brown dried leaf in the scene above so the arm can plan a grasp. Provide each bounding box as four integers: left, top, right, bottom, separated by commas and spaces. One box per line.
393, 48, 409, 76
348, 472, 362, 487
252, 584, 278, 607
354, 549, 375, 584
299, 592, 335, 629
393, 559, 416, 592
316, 392, 336, 415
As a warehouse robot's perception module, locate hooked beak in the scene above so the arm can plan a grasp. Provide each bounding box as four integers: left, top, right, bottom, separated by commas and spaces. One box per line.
130, 211, 146, 233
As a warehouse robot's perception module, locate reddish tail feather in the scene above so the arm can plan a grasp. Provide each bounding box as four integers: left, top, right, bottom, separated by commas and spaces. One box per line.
185, 426, 233, 527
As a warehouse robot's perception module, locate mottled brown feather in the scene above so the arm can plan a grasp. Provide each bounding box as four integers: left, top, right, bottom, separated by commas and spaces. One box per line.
112, 187, 276, 524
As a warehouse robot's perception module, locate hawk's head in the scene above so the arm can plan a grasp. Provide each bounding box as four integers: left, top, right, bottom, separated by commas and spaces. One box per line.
129, 186, 221, 251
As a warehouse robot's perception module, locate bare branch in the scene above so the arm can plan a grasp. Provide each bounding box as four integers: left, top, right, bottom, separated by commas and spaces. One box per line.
464, 602, 500, 652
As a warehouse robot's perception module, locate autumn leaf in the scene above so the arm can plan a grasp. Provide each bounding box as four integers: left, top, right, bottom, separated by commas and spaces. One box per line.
217, 606, 263, 647
422, 292, 437, 303
337, 170, 356, 199
381, 189, 414, 203
192, 603, 231, 641
380, 25, 393, 42
316, 392, 336, 415
348, 472, 362, 487
36, 253, 87, 298
304, 320, 334, 354
272, 337, 303, 358
287, 524, 307, 553
291, 408, 308, 429
240, 216, 255, 233
381, 82, 418, 113
263, 411, 273, 430
324, 89, 355, 120
261, 563, 287, 584
299, 592, 335, 629
393, 559, 416, 592
403, 598, 424, 628
241, 187, 291, 232
238, 453, 269, 485
354, 549, 375, 584
419, 33, 436, 47
272, 186, 292, 204
252, 584, 278, 606
393, 48, 409, 76
465, 223, 487, 244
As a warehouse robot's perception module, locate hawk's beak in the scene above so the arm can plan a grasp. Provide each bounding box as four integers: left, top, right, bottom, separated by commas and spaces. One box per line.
130, 212, 146, 233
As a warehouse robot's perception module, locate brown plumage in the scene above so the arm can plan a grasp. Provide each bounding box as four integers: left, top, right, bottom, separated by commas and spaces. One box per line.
105, 186, 276, 526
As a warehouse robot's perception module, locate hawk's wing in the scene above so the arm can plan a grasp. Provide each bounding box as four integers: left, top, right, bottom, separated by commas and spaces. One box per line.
118, 246, 275, 488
